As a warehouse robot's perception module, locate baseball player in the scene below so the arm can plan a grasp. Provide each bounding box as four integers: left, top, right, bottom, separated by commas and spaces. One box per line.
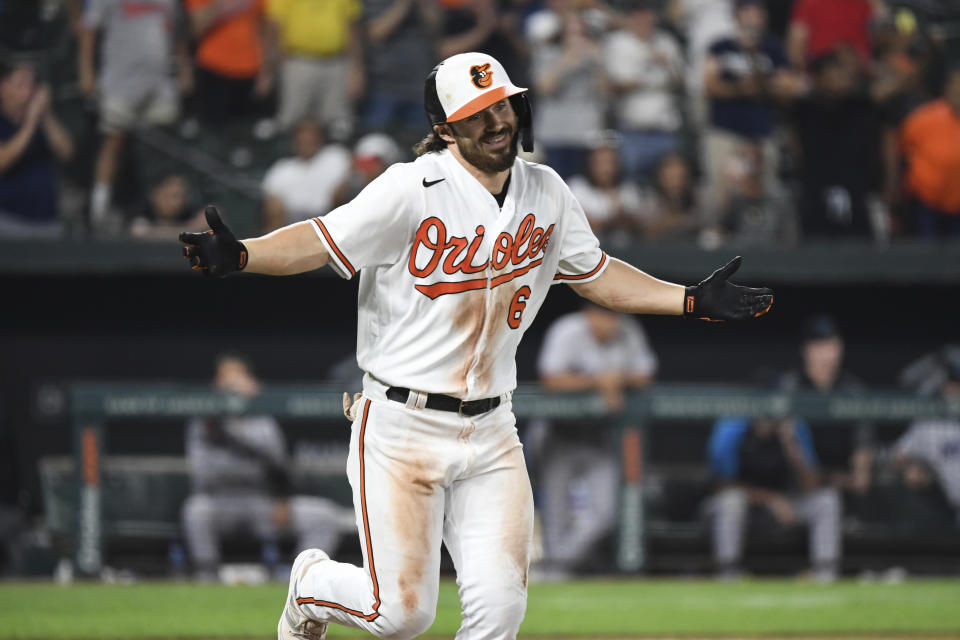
180, 52, 773, 640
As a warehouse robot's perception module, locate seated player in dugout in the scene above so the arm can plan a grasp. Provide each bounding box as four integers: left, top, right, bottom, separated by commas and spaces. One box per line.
181, 53, 773, 640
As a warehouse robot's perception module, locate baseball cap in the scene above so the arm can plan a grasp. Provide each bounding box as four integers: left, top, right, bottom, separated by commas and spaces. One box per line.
430, 52, 527, 123
802, 314, 841, 341
354, 133, 400, 166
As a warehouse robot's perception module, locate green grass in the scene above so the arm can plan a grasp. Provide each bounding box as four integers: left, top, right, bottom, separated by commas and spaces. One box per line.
0, 579, 958, 638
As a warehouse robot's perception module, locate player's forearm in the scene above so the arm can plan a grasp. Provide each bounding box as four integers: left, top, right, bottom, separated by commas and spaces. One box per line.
242, 221, 331, 275
570, 257, 684, 315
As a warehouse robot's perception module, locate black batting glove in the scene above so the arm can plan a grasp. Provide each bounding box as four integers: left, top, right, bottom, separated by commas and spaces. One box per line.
684, 256, 773, 321
179, 206, 248, 277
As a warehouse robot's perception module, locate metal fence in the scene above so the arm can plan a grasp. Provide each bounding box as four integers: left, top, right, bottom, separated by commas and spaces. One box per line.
64, 382, 960, 576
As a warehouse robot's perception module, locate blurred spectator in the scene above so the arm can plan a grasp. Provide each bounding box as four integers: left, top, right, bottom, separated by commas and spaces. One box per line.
870, 7, 935, 122
332, 132, 401, 207
531, 304, 657, 575
438, 0, 528, 87
664, 0, 735, 127
261, 119, 351, 231
438, 0, 496, 59
569, 143, 643, 247
186, 0, 271, 123
0, 59, 73, 237
266, 0, 363, 139
870, 9, 938, 229
128, 172, 205, 240
706, 415, 842, 581
701, 0, 803, 240
182, 353, 354, 580
602, 0, 684, 180
890, 346, 960, 526
362, 0, 439, 142
567, 140, 645, 248
786, 0, 885, 70
790, 50, 883, 239
898, 66, 960, 239
778, 315, 873, 493
636, 151, 699, 241
711, 135, 794, 246
79, 0, 192, 230
531, 9, 607, 178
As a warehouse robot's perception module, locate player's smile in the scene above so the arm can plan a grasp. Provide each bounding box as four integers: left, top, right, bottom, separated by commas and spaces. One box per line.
482, 129, 511, 151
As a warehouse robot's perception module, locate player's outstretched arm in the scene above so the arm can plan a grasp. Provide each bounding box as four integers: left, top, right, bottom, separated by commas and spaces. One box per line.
180, 206, 331, 276
570, 255, 773, 321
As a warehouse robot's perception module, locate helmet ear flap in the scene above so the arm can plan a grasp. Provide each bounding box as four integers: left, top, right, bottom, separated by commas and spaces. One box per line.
509, 94, 534, 153
424, 64, 446, 127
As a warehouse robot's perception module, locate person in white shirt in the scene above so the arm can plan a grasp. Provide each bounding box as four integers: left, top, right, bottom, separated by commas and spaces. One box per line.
531, 10, 608, 179
533, 305, 657, 574
568, 141, 646, 248
665, 0, 736, 127
603, 0, 685, 179
261, 119, 351, 231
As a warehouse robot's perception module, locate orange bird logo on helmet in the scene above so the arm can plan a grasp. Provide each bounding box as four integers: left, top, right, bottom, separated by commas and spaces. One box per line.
470, 63, 493, 89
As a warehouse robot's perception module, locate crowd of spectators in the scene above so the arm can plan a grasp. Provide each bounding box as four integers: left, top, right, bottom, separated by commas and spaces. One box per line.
0, 0, 958, 243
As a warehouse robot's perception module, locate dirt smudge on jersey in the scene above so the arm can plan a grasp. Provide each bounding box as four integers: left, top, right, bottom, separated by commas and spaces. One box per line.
451, 289, 487, 395
390, 457, 438, 617
471, 284, 516, 396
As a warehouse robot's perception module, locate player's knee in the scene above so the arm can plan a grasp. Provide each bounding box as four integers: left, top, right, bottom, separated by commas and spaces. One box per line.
369, 605, 435, 640
468, 578, 527, 634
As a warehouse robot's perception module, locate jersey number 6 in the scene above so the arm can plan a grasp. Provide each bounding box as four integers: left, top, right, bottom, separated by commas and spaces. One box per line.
507, 286, 531, 330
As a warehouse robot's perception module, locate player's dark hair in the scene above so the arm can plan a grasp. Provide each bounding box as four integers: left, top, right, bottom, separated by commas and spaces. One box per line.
412, 129, 450, 156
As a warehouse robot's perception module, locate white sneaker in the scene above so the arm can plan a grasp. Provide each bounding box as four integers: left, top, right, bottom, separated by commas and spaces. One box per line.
278, 549, 330, 640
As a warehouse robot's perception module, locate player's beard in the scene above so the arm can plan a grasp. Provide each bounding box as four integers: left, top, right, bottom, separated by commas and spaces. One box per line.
452, 124, 518, 174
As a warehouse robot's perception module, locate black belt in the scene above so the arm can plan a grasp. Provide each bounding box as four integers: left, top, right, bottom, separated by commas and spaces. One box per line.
386, 386, 501, 417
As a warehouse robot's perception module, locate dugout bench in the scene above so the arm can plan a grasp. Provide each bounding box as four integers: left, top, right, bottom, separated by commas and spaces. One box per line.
57, 384, 960, 577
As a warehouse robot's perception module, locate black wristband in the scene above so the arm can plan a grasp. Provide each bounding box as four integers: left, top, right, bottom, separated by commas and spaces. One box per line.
683, 286, 697, 316
237, 241, 248, 271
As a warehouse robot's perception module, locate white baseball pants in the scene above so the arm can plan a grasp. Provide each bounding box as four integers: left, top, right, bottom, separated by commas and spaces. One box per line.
295, 377, 534, 639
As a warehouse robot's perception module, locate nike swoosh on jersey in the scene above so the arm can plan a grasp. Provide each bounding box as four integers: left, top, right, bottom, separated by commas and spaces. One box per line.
422, 178, 446, 188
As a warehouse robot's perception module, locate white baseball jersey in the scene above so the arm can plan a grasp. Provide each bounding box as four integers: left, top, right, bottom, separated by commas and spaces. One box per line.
310, 148, 608, 400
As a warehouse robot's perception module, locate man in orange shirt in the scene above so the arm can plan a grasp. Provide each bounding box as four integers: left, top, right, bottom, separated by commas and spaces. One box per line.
186, 0, 272, 123
899, 67, 960, 239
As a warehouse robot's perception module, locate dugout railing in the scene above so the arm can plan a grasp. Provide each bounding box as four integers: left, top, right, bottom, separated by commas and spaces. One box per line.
65, 383, 960, 577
